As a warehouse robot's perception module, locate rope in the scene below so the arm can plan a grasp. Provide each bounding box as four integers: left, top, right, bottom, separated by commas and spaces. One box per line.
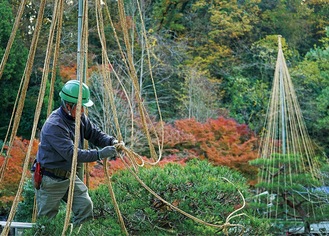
101, 0, 163, 166
94, 1, 129, 232
0, 0, 50, 183
117, 0, 158, 162
47, 0, 64, 116
0, 0, 28, 79
0, 1, 250, 235
32, 0, 65, 223
94, 1, 249, 234
0, 74, 24, 181
0, 0, 44, 182
101, 1, 138, 151
255, 36, 327, 222
95, 0, 123, 141
114, 144, 247, 235
0, 0, 57, 234
62, 0, 88, 234
32, 195, 37, 223
135, 0, 164, 162
103, 160, 129, 235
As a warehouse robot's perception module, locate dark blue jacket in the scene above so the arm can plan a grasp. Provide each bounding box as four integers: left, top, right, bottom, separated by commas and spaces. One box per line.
36, 107, 116, 171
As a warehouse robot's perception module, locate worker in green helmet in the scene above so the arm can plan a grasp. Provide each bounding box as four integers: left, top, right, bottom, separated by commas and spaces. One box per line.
32, 79, 124, 226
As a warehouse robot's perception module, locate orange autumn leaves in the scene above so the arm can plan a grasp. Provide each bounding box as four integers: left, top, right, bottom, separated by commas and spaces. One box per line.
160, 117, 258, 175
88, 117, 258, 189
0, 137, 38, 204
1, 117, 258, 193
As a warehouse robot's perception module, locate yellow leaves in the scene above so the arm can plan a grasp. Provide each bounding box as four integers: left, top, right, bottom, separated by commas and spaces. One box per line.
191, 1, 208, 11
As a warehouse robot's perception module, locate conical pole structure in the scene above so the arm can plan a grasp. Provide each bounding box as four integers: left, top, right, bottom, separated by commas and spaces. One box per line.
255, 35, 324, 225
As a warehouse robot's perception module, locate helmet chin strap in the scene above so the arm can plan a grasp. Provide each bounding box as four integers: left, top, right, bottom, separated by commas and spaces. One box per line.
61, 100, 73, 116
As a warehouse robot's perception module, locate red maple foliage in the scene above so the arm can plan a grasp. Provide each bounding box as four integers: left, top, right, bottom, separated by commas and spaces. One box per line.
0, 137, 38, 205
59, 64, 98, 80
158, 117, 259, 180
92, 117, 258, 185
87, 158, 128, 189
0, 117, 259, 194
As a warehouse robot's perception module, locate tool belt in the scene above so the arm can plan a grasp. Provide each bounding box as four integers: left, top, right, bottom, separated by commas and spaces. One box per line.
43, 168, 71, 179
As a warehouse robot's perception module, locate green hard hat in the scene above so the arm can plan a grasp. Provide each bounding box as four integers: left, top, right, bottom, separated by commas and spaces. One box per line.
59, 80, 94, 107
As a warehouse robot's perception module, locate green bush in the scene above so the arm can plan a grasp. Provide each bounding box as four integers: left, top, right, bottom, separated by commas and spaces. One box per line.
91, 159, 270, 235
17, 159, 271, 235
15, 179, 35, 222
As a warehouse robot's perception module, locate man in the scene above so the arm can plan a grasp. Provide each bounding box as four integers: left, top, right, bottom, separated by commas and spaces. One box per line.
33, 79, 121, 225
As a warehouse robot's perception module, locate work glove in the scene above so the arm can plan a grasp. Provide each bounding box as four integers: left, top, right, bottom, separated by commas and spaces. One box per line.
112, 139, 125, 145
98, 146, 117, 160
112, 139, 125, 150
112, 139, 119, 145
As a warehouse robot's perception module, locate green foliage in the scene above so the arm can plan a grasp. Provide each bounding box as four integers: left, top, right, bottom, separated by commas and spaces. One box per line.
151, 0, 190, 33
15, 179, 35, 222
0, 0, 28, 139
259, 0, 319, 55
223, 76, 270, 132
91, 159, 270, 235
0, 1, 13, 48
14, 160, 271, 235
19, 77, 63, 138
250, 153, 329, 234
23, 213, 124, 236
291, 29, 329, 155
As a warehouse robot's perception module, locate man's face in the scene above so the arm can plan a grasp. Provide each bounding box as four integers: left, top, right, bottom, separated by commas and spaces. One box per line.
67, 104, 85, 119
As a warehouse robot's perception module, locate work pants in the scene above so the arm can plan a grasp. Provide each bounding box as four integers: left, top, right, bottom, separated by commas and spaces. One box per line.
35, 175, 93, 225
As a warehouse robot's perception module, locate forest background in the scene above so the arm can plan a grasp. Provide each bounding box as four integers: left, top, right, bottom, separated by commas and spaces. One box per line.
1, 0, 329, 234
1, 0, 329, 156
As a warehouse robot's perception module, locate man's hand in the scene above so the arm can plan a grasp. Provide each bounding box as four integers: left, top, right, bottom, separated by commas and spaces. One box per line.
98, 146, 117, 160
112, 139, 125, 151
112, 139, 119, 145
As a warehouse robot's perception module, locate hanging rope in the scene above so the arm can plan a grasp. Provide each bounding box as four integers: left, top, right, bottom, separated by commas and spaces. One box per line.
0, 1, 250, 235
93, 1, 250, 234
135, 0, 165, 160
0, 0, 46, 183
31, 0, 65, 224
0, 0, 28, 79
0, 0, 61, 234
46, 0, 64, 116
114, 144, 248, 235
94, 1, 130, 233
62, 0, 88, 234
0, 73, 24, 181
115, 0, 159, 162
255, 36, 327, 224
0, 0, 45, 182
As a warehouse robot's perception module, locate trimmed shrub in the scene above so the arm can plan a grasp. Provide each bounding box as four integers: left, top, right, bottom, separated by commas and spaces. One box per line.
91, 159, 270, 235
18, 159, 270, 235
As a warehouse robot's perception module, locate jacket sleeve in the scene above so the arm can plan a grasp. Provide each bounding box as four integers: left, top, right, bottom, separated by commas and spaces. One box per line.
39, 121, 100, 170
82, 115, 116, 147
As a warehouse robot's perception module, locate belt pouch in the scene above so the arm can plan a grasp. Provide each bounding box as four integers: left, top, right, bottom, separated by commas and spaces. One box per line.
34, 162, 43, 190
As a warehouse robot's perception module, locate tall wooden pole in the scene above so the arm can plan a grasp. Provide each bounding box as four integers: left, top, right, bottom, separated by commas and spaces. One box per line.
77, 0, 84, 179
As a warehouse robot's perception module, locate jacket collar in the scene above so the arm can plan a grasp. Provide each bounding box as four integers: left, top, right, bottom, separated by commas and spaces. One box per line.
60, 106, 75, 121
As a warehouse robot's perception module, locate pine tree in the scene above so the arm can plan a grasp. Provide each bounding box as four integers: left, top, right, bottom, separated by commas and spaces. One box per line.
250, 154, 329, 234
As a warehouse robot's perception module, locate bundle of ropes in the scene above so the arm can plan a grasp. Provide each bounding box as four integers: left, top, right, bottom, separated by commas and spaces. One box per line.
0, 1, 246, 235
255, 36, 328, 227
